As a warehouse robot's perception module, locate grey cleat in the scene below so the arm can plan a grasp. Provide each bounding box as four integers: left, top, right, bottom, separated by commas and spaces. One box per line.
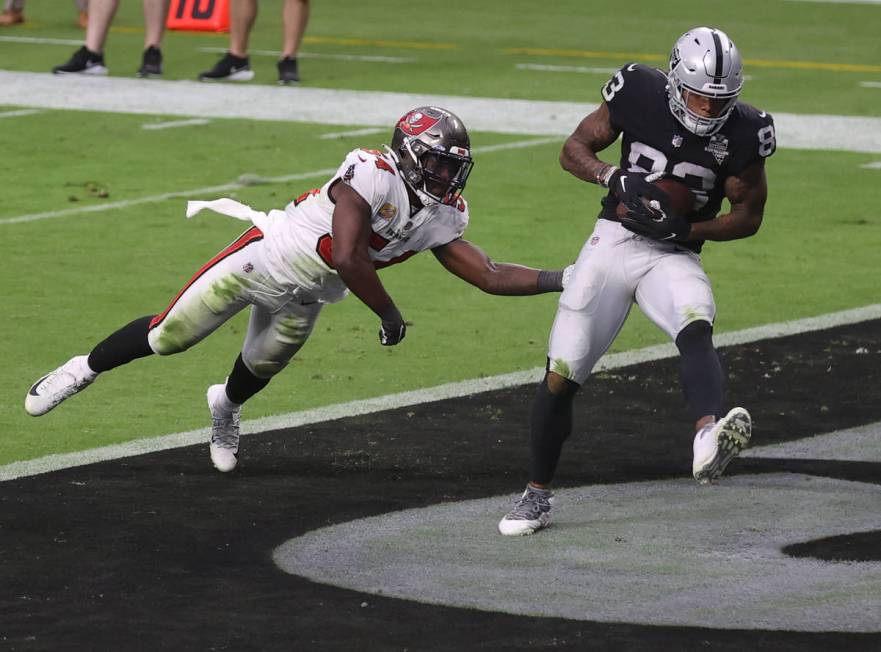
693, 407, 752, 484
498, 485, 554, 536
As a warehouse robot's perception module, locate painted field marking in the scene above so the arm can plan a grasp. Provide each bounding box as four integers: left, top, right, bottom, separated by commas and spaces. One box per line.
197, 46, 413, 64
3, 72, 880, 154
303, 35, 456, 51
861, 161, 881, 168
0, 108, 41, 119
0, 168, 337, 226
141, 118, 210, 130
516, 63, 619, 75
0, 35, 82, 46
276, 473, 881, 632
0, 137, 556, 225
516, 63, 755, 81
2, 303, 879, 482
860, 81, 881, 88
505, 47, 881, 74
319, 127, 386, 139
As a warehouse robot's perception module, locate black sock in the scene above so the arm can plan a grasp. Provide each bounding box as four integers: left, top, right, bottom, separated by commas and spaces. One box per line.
225, 353, 270, 405
529, 374, 579, 484
87, 315, 155, 373
676, 320, 723, 421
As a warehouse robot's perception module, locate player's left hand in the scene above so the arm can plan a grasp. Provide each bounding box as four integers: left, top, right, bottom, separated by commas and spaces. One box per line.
619, 198, 692, 243
379, 319, 407, 346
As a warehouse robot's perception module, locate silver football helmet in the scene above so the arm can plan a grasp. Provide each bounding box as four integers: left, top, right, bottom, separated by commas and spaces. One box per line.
387, 106, 473, 205
668, 26, 743, 136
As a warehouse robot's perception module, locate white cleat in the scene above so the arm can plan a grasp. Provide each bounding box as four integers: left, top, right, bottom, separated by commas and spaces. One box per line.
693, 407, 752, 484
207, 384, 241, 473
25, 355, 97, 416
498, 485, 554, 536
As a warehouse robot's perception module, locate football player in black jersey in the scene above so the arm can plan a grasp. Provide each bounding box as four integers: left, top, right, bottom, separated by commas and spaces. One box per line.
500, 26, 776, 536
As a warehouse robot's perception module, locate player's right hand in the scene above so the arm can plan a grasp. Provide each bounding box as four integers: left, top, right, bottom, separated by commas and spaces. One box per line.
379, 318, 406, 346
609, 170, 668, 210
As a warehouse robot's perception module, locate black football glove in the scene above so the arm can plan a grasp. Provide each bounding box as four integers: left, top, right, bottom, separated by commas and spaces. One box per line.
379, 318, 406, 346
618, 197, 692, 242
608, 169, 669, 208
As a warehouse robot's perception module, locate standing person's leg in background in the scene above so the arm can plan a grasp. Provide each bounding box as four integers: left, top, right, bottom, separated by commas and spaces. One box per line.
52, 0, 118, 74
277, 0, 309, 84
199, 0, 257, 81
76, 0, 89, 28
0, 0, 25, 27
136, 0, 169, 77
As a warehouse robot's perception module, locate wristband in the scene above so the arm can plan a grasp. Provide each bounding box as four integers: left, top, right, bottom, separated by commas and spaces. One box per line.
596, 164, 619, 188
537, 269, 564, 292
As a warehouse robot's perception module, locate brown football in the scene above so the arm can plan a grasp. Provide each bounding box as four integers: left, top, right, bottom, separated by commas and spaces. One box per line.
616, 177, 695, 219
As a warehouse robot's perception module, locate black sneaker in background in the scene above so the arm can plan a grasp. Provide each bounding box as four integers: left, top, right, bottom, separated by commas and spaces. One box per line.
277, 57, 299, 85
136, 46, 162, 78
198, 52, 254, 82
52, 46, 108, 75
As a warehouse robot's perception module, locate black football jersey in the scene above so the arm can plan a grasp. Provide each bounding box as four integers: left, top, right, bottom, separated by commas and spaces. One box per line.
598, 63, 776, 252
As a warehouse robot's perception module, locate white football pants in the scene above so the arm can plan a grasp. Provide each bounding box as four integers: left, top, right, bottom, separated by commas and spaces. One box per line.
548, 219, 715, 384
147, 226, 323, 379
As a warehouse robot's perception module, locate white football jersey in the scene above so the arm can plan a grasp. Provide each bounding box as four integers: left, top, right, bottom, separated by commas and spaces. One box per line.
256, 148, 470, 303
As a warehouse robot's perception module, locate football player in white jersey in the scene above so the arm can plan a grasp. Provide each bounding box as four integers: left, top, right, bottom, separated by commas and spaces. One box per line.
25, 106, 572, 473
499, 27, 776, 535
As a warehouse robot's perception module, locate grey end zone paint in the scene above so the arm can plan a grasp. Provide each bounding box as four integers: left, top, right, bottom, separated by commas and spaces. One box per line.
273, 473, 881, 632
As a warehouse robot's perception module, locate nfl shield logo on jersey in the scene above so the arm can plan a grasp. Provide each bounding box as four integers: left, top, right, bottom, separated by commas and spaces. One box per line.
705, 134, 730, 164
672, 134, 683, 148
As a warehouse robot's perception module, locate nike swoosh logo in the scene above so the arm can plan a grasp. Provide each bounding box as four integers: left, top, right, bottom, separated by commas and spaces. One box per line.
28, 375, 50, 396
627, 64, 637, 72
230, 66, 249, 74
620, 176, 627, 192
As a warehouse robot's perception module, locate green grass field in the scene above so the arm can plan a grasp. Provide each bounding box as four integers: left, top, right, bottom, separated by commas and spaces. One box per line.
1, 0, 880, 466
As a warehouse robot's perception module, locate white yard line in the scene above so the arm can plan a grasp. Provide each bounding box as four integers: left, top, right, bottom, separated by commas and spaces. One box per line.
0, 108, 41, 119
2, 303, 879, 483
319, 127, 387, 139
141, 118, 211, 130
0, 35, 82, 46
516, 63, 619, 75
1, 71, 880, 152
860, 161, 881, 168
860, 81, 881, 88
0, 168, 337, 226
0, 137, 556, 225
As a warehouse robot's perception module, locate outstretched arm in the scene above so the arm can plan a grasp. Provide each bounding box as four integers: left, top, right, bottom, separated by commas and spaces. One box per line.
432, 238, 565, 296
331, 181, 406, 344
689, 160, 767, 242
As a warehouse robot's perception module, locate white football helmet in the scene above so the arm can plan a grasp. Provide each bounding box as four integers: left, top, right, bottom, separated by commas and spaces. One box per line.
668, 26, 743, 136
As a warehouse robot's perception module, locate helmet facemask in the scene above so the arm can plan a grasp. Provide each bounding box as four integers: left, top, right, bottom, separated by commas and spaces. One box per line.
667, 27, 743, 137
